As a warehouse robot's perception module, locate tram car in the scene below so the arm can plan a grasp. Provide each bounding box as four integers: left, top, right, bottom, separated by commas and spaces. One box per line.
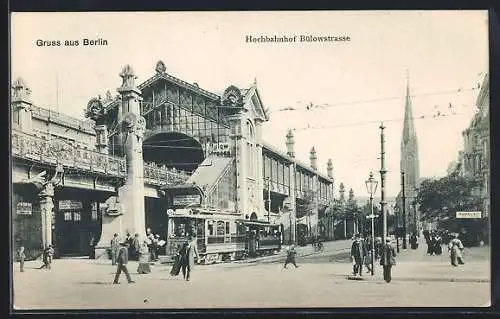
164, 208, 282, 264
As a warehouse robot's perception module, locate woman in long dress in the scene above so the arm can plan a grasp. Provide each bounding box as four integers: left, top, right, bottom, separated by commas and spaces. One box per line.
137, 240, 151, 274
448, 234, 465, 267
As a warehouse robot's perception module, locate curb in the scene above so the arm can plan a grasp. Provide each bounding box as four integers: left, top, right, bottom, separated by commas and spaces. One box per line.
346, 276, 489, 283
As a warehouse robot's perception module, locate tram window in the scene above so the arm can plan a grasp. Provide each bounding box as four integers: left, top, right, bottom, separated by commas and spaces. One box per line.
225, 222, 230, 234
216, 221, 225, 236
208, 221, 214, 236
74, 211, 81, 221
174, 222, 187, 237
196, 220, 204, 236
64, 212, 72, 221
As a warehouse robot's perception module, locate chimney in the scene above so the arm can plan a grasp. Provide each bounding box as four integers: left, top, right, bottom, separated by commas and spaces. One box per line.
327, 158, 333, 178
285, 129, 295, 157
309, 147, 317, 170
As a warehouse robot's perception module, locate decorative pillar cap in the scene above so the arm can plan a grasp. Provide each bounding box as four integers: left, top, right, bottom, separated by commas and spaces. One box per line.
118, 64, 141, 94
155, 60, 166, 74
12, 77, 32, 103
309, 147, 317, 159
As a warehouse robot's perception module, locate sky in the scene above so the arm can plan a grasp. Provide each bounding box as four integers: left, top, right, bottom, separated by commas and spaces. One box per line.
11, 11, 489, 198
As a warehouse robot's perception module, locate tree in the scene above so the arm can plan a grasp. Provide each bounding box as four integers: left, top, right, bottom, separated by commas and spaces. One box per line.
416, 173, 484, 245
416, 174, 481, 221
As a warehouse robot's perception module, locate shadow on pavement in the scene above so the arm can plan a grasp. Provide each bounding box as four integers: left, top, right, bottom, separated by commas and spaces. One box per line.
79, 281, 114, 285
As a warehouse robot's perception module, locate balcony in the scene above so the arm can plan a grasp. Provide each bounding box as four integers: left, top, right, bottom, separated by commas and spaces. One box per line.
143, 162, 190, 186
12, 130, 127, 178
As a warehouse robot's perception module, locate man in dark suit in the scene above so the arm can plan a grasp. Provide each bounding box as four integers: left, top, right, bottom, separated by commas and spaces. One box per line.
350, 234, 367, 276
380, 238, 397, 283
113, 242, 135, 284
179, 236, 199, 281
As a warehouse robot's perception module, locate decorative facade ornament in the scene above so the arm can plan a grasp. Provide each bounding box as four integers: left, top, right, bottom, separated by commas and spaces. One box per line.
134, 116, 146, 138
122, 112, 137, 132
155, 60, 166, 74
119, 64, 137, 89
12, 77, 32, 101
104, 90, 113, 103
121, 113, 146, 138
85, 98, 104, 121
222, 85, 244, 108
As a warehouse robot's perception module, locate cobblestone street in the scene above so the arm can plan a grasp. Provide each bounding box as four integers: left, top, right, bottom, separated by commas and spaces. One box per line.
12, 242, 490, 309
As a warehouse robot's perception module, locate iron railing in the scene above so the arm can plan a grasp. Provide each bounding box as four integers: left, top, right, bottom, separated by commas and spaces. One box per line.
12, 130, 127, 178
143, 162, 190, 186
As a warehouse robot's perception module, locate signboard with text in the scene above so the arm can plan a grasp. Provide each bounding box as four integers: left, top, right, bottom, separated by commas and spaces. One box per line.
59, 200, 83, 210
208, 142, 231, 156
16, 202, 33, 215
173, 195, 201, 206
456, 211, 482, 219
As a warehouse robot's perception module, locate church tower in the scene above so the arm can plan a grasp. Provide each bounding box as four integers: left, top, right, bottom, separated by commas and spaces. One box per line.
400, 71, 420, 233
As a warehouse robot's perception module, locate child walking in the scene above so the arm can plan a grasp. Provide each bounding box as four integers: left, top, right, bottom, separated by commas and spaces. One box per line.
284, 245, 299, 269
18, 246, 26, 272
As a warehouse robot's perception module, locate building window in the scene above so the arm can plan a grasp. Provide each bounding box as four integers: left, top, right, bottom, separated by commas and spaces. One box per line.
64, 212, 72, 221
91, 202, 98, 221
73, 211, 81, 221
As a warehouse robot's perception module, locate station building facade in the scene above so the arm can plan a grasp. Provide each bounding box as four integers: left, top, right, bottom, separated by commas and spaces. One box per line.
11, 61, 334, 258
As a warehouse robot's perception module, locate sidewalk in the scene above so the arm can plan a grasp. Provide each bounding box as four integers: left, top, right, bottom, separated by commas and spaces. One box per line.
348, 245, 490, 283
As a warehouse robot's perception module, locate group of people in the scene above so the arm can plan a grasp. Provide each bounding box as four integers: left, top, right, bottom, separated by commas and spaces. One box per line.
111, 231, 199, 284
423, 230, 444, 255
350, 234, 396, 283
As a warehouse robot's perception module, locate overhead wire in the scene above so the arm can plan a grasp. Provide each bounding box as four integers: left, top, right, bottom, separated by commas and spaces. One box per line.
271, 84, 481, 113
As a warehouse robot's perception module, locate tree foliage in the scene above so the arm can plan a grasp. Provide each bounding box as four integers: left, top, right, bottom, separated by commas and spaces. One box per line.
416, 174, 482, 221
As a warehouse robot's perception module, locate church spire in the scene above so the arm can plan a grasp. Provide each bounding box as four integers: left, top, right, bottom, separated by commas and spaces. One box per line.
402, 69, 416, 145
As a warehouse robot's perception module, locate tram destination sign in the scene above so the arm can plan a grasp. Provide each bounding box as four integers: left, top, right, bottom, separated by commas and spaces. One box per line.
173, 195, 201, 206
456, 211, 482, 219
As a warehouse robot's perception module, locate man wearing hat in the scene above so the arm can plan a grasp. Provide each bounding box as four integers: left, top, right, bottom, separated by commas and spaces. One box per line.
113, 241, 135, 284
380, 237, 397, 283
350, 234, 367, 276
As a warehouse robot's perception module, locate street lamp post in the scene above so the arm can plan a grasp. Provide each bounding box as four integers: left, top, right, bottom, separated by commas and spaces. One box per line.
365, 171, 378, 276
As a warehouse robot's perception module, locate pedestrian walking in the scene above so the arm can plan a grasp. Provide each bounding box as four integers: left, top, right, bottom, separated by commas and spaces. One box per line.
17, 246, 26, 272
350, 234, 366, 276
448, 234, 465, 267
178, 236, 199, 281
137, 240, 151, 274
113, 242, 135, 284
409, 233, 419, 250
110, 233, 120, 265
364, 237, 373, 274
283, 244, 299, 269
380, 238, 397, 283
434, 233, 443, 255
131, 233, 140, 261
39, 245, 54, 270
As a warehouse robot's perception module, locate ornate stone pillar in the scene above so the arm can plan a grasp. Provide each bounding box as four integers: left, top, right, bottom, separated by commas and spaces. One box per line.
38, 183, 55, 249
116, 65, 147, 239
11, 77, 33, 132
